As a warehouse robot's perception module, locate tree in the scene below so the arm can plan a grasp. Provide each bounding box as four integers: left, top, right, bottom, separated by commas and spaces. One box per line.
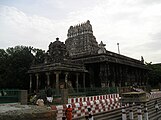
0, 46, 46, 89
0, 49, 8, 88
146, 62, 161, 88
32, 48, 45, 64
6, 46, 34, 89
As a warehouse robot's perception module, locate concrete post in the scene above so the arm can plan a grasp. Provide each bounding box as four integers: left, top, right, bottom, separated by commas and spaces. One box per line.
144, 103, 148, 120
137, 104, 142, 120
129, 103, 134, 120
122, 104, 127, 120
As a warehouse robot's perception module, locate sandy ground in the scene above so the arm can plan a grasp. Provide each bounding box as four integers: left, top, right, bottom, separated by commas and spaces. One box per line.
0, 103, 51, 115
0, 103, 31, 113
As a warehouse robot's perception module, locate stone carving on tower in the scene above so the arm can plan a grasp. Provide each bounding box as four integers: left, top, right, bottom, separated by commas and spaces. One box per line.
98, 41, 106, 54
47, 38, 69, 63
65, 20, 99, 56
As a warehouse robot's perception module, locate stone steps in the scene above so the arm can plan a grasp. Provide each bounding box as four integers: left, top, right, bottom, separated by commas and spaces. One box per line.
94, 108, 122, 120
94, 106, 138, 120
94, 97, 161, 120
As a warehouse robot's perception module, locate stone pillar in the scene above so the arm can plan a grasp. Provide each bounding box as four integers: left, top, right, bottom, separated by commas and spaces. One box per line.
117, 66, 121, 87
29, 74, 32, 93
122, 104, 127, 120
138, 70, 141, 86
76, 73, 79, 92
83, 73, 85, 91
113, 65, 116, 87
54, 71, 61, 95
99, 63, 105, 87
124, 67, 128, 86
120, 66, 123, 86
46, 72, 50, 86
35, 73, 39, 92
107, 63, 110, 87
104, 64, 108, 87
145, 73, 148, 86
137, 104, 142, 120
144, 103, 148, 120
129, 103, 134, 120
89, 67, 94, 87
65, 72, 68, 89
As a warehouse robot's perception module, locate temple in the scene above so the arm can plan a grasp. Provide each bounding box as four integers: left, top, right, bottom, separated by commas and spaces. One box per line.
28, 20, 148, 94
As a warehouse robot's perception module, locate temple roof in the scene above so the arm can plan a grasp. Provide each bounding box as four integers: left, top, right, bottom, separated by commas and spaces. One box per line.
28, 20, 148, 74
71, 50, 148, 69
28, 62, 87, 73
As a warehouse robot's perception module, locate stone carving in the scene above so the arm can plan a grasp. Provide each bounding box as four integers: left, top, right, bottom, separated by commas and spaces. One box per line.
67, 20, 93, 38
98, 41, 106, 54
141, 56, 144, 63
48, 38, 69, 63
65, 20, 99, 56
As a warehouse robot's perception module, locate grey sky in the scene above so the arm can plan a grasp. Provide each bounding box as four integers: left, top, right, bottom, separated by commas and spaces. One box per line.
0, 0, 161, 63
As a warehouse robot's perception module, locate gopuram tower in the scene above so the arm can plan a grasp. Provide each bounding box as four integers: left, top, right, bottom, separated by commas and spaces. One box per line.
65, 20, 99, 56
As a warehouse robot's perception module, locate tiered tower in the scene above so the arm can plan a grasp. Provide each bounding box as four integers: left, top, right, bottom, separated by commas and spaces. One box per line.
47, 38, 69, 63
65, 20, 99, 56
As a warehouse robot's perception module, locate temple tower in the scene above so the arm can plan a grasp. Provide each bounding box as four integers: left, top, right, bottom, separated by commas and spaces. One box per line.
65, 20, 99, 56
48, 37, 69, 63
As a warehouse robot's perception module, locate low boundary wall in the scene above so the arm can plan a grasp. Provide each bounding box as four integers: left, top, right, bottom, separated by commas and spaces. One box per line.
51, 94, 120, 120
150, 91, 161, 99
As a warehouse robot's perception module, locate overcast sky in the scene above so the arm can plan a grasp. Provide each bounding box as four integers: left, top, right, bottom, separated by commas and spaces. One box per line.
0, 0, 161, 63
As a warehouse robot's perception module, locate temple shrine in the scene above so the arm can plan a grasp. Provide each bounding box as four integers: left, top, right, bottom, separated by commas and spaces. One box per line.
28, 20, 148, 94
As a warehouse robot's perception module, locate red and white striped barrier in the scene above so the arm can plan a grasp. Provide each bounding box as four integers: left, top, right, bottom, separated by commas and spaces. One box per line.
51, 94, 120, 120
68, 94, 120, 104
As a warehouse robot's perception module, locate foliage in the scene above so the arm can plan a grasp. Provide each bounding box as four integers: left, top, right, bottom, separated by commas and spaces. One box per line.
32, 48, 45, 64
0, 49, 8, 88
145, 62, 161, 88
0, 46, 45, 89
